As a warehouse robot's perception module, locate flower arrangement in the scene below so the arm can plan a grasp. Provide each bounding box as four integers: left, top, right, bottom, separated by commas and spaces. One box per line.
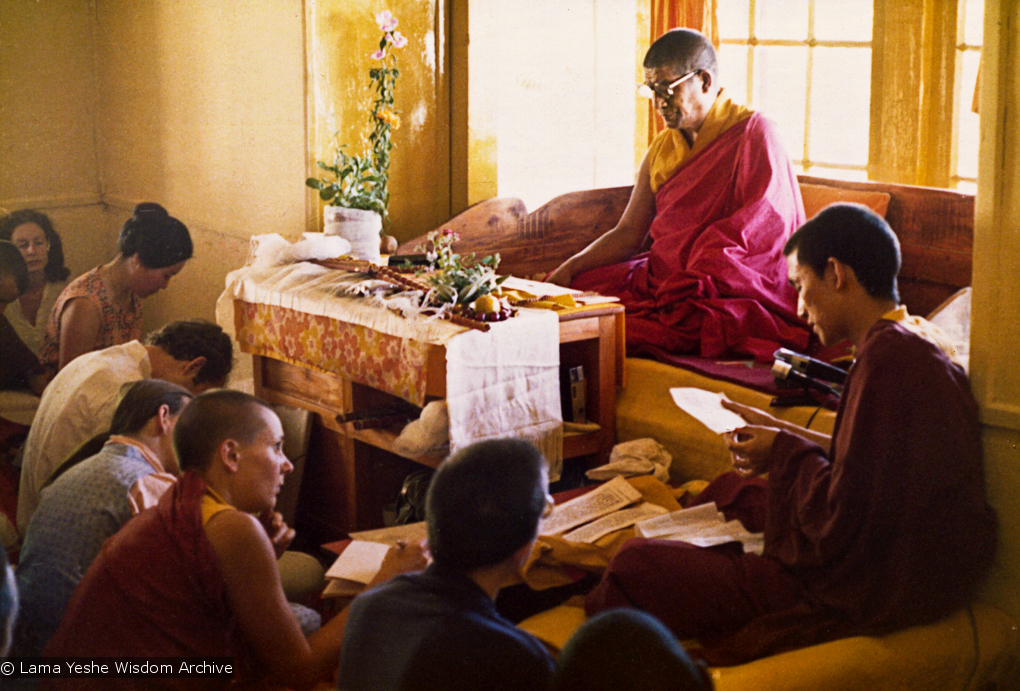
306, 10, 408, 228
416, 229, 507, 307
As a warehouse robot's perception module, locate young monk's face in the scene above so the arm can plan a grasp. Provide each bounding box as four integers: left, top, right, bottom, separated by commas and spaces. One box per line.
233, 407, 293, 514
787, 250, 844, 346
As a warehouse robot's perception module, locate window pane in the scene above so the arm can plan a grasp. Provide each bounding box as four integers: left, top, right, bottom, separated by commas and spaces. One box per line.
754, 46, 807, 160
718, 0, 750, 39
956, 50, 981, 181
806, 166, 869, 182
756, 0, 807, 41
809, 47, 871, 166
814, 0, 873, 42
718, 44, 750, 105
963, 0, 984, 46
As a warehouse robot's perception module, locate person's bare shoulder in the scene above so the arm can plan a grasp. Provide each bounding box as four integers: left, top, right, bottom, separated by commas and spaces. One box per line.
204, 509, 278, 578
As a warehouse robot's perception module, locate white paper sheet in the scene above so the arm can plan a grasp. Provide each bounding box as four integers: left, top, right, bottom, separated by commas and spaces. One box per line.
669, 388, 747, 434
325, 540, 392, 583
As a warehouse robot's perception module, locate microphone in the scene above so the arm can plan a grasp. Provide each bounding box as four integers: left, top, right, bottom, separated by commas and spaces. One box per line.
771, 360, 842, 397
773, 348, 847, 385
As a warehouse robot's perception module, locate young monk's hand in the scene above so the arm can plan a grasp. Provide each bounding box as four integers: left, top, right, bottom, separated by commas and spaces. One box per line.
723, 425, 781, 478
721, 399, 779, 428
366, 539, 428, 590
259, 510, 296, 559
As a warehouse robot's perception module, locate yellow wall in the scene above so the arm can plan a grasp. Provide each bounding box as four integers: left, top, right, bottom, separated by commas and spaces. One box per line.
93, 0, 308, 332
1, 0, 308, 338
309, 0, 450, 242
0, 0, 118, 276
971, 0, 1020, 624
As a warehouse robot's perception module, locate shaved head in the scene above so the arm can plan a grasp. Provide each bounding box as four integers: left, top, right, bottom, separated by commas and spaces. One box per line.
644, 28, 718, 80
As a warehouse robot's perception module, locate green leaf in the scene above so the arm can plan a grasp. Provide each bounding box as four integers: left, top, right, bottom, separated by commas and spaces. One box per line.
305, 177, 322, 189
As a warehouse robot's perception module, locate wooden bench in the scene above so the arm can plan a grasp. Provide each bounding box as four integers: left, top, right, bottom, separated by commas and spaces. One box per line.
399, 175, 975, 319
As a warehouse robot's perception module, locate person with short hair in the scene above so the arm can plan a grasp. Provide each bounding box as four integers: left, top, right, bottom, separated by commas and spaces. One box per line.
338, 438, 556, 691
585, 203, 997, 664
547, 29, 810, 361
0, 209, 71, 356
14, 379, 192, 659
42, 390, 425, 691
39, 202, 194, 372
0, 241, 48, 395
554, 609, 712, 691
17, 319, 233, 535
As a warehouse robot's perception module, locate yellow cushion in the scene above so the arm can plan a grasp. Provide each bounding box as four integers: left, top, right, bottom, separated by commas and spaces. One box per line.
520, 604, 1019, 691
800, 183, 891, 220
616, 357, 836, 483
713, 604, 1020, 691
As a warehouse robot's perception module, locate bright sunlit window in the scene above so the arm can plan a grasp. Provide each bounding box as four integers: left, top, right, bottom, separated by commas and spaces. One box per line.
482, 0, 639, 211
717, 0, 982, 190
717, 0, 873, 182
954, 0, 983, 193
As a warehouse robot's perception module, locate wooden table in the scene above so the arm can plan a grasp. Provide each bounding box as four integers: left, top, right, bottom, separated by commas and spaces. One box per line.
249, 303, 625, 543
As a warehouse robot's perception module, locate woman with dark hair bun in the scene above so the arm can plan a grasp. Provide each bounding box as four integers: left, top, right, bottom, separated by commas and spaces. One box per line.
39, 203, 193, 372
0, 209, 72, 355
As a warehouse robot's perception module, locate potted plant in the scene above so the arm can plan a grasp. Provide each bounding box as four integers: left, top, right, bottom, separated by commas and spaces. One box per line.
306, 10, 407, 261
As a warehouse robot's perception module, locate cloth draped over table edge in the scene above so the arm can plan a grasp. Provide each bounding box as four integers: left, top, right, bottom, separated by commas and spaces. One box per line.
215, 257, 564, 480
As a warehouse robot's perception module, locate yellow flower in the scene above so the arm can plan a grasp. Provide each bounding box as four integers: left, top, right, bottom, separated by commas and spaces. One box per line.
376, 109, 401, 129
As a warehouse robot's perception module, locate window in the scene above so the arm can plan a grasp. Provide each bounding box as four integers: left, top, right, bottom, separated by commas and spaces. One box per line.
954, 0, 983, 192
718, 0, 873, 181
717, 0, 982, 190
465, 0, 640, 211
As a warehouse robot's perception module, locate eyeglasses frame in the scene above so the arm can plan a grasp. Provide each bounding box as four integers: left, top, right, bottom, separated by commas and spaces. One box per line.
637, 70, 700, 101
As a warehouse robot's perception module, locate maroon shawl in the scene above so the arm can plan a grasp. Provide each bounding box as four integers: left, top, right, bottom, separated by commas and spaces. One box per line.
43, 472, 250, 690
573, 114, 811, 361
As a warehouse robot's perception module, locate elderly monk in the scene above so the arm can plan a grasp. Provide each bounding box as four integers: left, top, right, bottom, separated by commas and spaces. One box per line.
548, 29, 810, 361
585, 204, 997, 664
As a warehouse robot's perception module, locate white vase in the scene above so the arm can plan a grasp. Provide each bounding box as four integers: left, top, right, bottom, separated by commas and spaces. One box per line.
323, 206, 383, 264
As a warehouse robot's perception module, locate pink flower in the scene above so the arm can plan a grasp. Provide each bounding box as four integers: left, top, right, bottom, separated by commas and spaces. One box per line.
389, 31, 408, 48
376, 10, 398, 33
370, 49, 386, 60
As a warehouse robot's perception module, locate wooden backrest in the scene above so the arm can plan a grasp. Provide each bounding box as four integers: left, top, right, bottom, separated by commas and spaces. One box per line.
399, 176, 974, 318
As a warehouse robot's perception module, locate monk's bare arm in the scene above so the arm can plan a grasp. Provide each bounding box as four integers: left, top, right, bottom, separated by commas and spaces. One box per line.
546, 152, 658, 287
207, 511, 427, 690
57, 297, 102, 370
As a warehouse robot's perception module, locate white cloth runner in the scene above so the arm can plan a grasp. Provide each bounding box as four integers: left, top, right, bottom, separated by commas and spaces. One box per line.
216, 239, 563, 479
445, 308, 563, 480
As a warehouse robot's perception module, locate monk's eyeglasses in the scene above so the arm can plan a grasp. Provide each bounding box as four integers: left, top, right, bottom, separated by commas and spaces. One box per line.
637, 70, 699, 101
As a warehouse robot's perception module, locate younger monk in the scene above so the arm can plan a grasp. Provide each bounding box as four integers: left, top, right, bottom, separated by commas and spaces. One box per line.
547, 29, 809, 361
0, 241, 48, 395
43, 390, 426, 690
338, 439, 556, 691
14, 379, 191, 658
586, 203, 997, 664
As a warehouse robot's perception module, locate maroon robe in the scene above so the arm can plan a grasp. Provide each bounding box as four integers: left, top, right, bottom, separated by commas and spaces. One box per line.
42, 472, 255, 690
572, 113, 812, 362
586, 320, 997, 664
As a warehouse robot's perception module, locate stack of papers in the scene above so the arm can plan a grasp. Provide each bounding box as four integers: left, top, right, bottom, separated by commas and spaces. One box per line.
635, 502, 763, 555
541, 476, 657, 544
